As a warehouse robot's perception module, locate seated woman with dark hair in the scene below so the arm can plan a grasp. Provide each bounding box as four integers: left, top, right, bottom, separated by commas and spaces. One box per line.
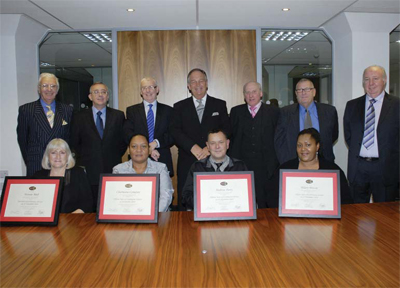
267, 128, 353, 208
33, 138, 93, 213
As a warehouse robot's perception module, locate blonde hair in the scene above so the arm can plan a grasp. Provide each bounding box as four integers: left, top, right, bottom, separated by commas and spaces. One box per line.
41, 138, 75, 170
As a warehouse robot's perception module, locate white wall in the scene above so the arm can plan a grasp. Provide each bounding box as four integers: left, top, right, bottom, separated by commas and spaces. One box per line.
0, 15, 48, 177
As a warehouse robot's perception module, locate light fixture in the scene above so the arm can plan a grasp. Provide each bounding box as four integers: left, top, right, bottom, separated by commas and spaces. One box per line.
40, 62, 54, 67
396, 40, 400, 43
282, 8, 290, 12
262, 30, 309, 41
127, 8, 135, 12
83, 33, 112, 43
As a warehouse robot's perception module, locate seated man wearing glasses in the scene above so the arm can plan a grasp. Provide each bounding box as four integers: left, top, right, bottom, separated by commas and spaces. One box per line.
123, 77, 174, 178
274, 78, 339, 164
71, 82, 126, 211
17, 73, 73, 176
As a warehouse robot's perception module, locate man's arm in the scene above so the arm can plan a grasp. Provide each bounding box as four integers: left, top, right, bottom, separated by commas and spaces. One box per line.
274, 109, 288, 164
16, 106, 29, 164
123, 107, 136, 145
158, 165, 173, 212
343, 102, 352, 147
332, 107, 339, 143
169, 102, 197, 153
182, 166, 195, 210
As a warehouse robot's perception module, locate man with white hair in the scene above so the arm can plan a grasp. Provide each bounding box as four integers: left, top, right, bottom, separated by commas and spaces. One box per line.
17, 73, 73, 176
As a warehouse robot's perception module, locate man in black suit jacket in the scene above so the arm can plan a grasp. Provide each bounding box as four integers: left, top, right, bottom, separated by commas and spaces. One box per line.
275, 78, 338, 164
344, 65, 399, 203
71, 83, 126, 210
230, 81, 280, 208
170, 68, 230, 210
123, 77, 174, 176
17, 73, 73, 176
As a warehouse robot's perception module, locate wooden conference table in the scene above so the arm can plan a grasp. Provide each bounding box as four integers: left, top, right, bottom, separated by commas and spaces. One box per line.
1, 202, 399, 288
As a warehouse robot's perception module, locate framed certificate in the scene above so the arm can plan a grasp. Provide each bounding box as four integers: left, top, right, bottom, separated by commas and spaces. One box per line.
279, 169, 341, 219
194, 172, 256, 221
0, 177, 63, 226
96, 174, 160, 223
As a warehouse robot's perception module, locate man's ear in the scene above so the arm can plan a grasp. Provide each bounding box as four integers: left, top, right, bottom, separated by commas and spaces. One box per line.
226, 139, 230, 149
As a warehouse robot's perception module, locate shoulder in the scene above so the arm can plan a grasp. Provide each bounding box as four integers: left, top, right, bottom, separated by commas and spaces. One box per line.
69, 166, 86, 176
318, 158, 341, 170
57, 101, 73, 113
280, 103, 297, 114
261, 102, 279, 114
230, 104, 247, 115
32, 169, 49, 177
148, 159, 168, 172
207, 95, 226, 106
106, 107, 124, 115
19, 100, 39, 112
157, 102, 173, 110
173, 97, 192, 109
346, 95, 365, 106
230, 158, 247, 168
316, 102, 337, 112
126, 103, 142, 112
113, 160, 131, 173
279, 158, 299, 169
385, 93, 400, 104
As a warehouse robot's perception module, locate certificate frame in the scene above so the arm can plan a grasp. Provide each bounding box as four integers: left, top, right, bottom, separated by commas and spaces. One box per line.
96, 174, 160, 224
279, 169, 341, 219
0, 177, 63, 226
194, 172, 256, 221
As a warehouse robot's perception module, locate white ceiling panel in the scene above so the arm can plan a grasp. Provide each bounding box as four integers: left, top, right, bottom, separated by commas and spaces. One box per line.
345, 0, 400, 13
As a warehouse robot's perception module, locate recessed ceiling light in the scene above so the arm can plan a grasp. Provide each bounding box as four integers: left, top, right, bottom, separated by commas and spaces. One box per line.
127, 8, 135, 12
78, 59, 82, 61
282, 8, 290, 12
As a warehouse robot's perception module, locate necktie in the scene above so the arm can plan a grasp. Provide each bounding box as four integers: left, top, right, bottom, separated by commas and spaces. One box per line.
196, 99, 204, 122
215, 163, 223, 172
363, 99, 376, 150
147, 104, 154, 143
46, 105, 54, 128
304, 109, 312, 129
96, 111, 104, 139
250, 106, 257, 118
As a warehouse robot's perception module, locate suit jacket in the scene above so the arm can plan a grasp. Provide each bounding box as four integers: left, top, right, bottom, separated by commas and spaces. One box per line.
344, 93, 399, 185
170, 95, 230, 173
229, 102, 280, 179
17, 99, 73, 176
274, 102, 338, 164
71, 107, 126, 185
123, 101, 174, 176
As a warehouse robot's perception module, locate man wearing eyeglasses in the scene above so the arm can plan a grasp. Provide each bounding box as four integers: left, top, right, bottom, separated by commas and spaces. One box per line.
17, 73, 73, 176
275, 78, 338, 164
170, 68, 230, 211
71, 82, 126, 210
123, 77, 174, 177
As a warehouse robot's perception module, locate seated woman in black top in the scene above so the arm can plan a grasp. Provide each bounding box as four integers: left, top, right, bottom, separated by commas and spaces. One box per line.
267, 128, 353, 208
33, 138, 93, 213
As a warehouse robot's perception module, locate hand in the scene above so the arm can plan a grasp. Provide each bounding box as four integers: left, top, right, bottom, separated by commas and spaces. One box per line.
149, 141, 158, 153
191, 144, 209, 160
151, 149, 160, 161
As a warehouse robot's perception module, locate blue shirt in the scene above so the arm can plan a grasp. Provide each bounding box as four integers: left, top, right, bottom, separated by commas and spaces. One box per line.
92, 106, 106, 128
299, 101, 320, 132
40, 98, 56, 114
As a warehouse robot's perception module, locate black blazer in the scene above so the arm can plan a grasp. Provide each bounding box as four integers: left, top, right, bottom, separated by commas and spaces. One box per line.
344, 93, 399, 185
123, 101, 174, 176
71, 107, 126, 185
229, 102, 280, 179
17, 99, 73, 176
274, 102, 338, 164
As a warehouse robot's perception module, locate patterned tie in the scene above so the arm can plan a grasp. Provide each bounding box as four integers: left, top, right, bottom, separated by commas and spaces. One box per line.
46, 105, 54, 128
363, 99, 376, 150
96, 111, 104, 139
304, 109, 312, 129
215, 162, 223, 172
250, 106, 257, 118
147, 104, 154, 143
196, 99, 204, 122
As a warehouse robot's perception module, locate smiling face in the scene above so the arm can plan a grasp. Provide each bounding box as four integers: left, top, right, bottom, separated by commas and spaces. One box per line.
243, 82, 262, 107
140, 78, 159, 103
39, 76, 58, 105
129, 135, 149, 165
363, 67, 386, 98
295, 80, 316, 109
207, 131, 230, 162
296, 133, 320, 163
187, 70, 208, 100
49, 148, 68, 169
89, 83, 109, 109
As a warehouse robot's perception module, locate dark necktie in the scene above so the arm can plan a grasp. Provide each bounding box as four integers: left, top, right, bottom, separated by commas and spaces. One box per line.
304, 109, 312, 129
363, 99, 376, 150
96, 111, 104, 139
147, 104, 154, 142
215, 163, 223, 172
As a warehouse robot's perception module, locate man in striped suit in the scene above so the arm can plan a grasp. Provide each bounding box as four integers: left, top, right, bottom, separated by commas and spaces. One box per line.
17, 73, 73, 176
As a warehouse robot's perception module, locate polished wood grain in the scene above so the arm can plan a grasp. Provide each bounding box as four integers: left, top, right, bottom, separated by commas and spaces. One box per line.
1, 203, 399, 287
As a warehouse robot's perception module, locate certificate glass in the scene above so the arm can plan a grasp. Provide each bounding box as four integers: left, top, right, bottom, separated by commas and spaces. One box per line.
279, 169, 341, 219
96, 174, 159, 223
0, 177, 63, 226
194, 172, 256, 221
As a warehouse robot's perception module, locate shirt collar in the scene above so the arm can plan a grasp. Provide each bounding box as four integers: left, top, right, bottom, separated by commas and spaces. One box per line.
40, 98, 56, 110
143, 100, 157, 108
248, 101, 262, 111
366, 91, 385, 103
299, 101, 316, 113
193, 94, 207, 106
92, 106, 106, 114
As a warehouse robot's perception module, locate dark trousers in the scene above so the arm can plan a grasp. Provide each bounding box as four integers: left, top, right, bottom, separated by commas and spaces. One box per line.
91, 185, 99, 212
350, 158, 399, 203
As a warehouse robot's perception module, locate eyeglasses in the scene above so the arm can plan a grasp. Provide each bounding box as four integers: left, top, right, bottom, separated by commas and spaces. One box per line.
40, 84, 58, 90
141, 86, 157, 91
295, 87, 314, 93
91, 90, 108, 95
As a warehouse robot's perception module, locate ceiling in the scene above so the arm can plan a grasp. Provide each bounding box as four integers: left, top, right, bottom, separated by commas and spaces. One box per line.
1, 0, 399, 71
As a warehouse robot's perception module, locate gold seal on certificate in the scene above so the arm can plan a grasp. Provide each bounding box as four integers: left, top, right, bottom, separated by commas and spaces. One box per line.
194, 172, 256, 221
279, 170, 341, 218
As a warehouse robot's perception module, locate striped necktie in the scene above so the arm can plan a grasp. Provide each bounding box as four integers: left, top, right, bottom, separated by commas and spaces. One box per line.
196, 99, 204, 122
147, 104, 154, 142
363, 99, 376, 150
46, 105, 54, 128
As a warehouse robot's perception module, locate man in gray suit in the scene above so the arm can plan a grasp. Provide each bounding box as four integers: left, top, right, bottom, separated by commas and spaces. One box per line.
274, 78, 338, 164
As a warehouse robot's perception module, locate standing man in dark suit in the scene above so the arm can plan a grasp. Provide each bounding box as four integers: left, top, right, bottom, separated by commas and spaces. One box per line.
71, 82, 126, 210
170, 68, 230, 210
230, 81, 280, 208
123, 77, 174, 176
17, 73, 73, 176
274, 78, 338, 164
344, 65, 399, 203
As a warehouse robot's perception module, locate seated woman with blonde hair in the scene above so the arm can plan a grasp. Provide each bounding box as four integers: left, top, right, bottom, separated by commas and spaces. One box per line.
33, 138, 93, 213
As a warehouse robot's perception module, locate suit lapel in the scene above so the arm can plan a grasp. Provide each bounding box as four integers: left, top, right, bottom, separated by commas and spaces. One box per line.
49, 102, 64, 138
34, 100, 52, 135
139, 102, 149, 137
86, 108, 101, 139
201, 95, 214, 125
377, 93, 391, 129
154, 102, 163, 135
103, 107, 113, 140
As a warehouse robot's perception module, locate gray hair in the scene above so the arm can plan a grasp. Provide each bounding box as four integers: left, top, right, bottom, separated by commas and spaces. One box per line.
38, 73, 59, 93
296, 78, 314, 88
140, 77, 158, 87
243, 81, 262, 94
90, 82, 109, 94
187, 68, 208, 84
362, 65, 387, 87
41, 138, 75, 170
